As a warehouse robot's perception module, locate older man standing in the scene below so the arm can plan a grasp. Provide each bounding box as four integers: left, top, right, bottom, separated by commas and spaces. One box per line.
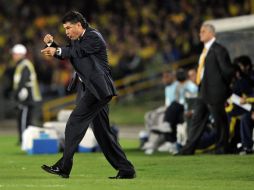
178, 23, 235, 155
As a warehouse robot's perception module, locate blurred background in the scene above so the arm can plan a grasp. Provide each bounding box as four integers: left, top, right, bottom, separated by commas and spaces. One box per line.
0, 0, 253, 130
1, 2, 254, 188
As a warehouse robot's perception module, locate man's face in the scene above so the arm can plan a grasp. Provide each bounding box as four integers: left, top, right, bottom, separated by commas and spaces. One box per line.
199, 26, 214, 43
12, 53, 24, 62
63, 22, 83, 40
162, 73, 174, 85
188, 69, 197, 84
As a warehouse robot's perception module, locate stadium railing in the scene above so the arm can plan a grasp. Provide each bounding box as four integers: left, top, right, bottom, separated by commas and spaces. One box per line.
42, 56, 198, 121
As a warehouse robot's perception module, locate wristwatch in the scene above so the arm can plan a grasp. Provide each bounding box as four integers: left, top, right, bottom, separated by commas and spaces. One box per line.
56, 47, 62, 56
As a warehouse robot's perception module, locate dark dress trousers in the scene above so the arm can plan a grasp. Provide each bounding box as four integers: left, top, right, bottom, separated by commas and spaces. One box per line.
180, 42, 235, 154
51, 27, 134, 175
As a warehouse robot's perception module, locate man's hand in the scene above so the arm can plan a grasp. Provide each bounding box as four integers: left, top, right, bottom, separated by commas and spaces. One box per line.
41, 47, 57, 56
44, 34, 54, 45
240, 97, 247, 104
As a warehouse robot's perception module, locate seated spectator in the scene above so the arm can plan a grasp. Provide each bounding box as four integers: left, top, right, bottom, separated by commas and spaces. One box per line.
155, 68, 198, 154
239, 96, 254, 155
187, 68, 197, 84
233, 55, 254, 87
142, 68, 198, 155
226, 56, 254, 153
141, 70, 178, 154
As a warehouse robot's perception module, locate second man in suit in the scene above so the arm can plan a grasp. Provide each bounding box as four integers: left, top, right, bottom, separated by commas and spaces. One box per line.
178, 23, 235, 155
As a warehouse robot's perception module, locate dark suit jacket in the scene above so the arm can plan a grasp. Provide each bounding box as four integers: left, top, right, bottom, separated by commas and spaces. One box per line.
199, 42, 235, 105
52, 27, 117, 100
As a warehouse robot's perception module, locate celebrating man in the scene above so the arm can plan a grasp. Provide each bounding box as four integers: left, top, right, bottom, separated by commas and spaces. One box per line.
41, 11, 136, 179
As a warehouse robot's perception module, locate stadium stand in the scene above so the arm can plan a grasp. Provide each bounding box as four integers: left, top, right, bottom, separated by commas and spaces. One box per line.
0, 0, 252, 120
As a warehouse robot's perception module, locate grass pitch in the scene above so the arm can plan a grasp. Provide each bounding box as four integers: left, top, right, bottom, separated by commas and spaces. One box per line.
0, 136, 254, 190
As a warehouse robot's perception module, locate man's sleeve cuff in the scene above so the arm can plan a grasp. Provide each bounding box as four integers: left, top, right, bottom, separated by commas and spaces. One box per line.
56, 47, 62, 56
46, 42, 53, 47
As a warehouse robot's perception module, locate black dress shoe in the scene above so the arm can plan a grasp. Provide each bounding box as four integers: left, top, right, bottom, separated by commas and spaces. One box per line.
41, 165, 69, 178
109, 171, 136, 179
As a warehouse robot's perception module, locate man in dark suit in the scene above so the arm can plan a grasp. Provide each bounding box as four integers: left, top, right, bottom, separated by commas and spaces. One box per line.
41, 11, 135, 179
178, 23, 235, 155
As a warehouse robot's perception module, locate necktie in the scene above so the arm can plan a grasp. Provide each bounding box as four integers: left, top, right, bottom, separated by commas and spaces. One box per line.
196, 48, 207, 85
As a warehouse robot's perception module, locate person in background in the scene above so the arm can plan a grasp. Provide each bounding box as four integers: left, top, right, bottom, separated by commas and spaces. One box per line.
225, 56, 254, 153
12, 44, 42, 144
178, 23, 235, 155
163, 70, 178, 107
187, 68, 197, 84
141, 70, 178, 154
155, 68, 198, 154
239, 96, 254, 155
234, 55, 254, 87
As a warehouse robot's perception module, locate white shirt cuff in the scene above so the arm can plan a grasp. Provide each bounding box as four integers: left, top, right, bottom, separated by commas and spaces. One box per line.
46, 42, 53, 47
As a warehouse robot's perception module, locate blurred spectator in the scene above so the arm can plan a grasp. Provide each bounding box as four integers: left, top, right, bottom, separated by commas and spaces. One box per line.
0, 0, 250, 93
233, 55, 254, 88
142, 68, 198, 155
152, 68, 198, 154
141, 70, 177, 154
239, 111, 254, 155
11, 44, 42, 144
229, 55, 254, 155
163, 70, 178, 107
225, 56, 254, 153
239, 96, 254, 155
187, 68, 197, 84
240, 96, 254, 155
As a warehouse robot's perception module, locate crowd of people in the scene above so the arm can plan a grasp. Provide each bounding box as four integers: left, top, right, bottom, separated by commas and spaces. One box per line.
0, 0, 251, 99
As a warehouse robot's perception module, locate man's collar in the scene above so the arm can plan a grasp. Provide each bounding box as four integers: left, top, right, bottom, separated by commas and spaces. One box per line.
78, 29, 86, 40
81, 29, 85, 37
204, 37, 216, 50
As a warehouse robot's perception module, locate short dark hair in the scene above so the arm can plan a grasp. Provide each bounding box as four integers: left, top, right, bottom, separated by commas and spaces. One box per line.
62, 11, 88, 28
176, 68, 187, 82
236, 55, 252, 67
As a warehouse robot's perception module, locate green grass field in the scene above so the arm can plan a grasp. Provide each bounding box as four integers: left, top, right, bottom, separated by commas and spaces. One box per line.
0, 136, 254, 190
